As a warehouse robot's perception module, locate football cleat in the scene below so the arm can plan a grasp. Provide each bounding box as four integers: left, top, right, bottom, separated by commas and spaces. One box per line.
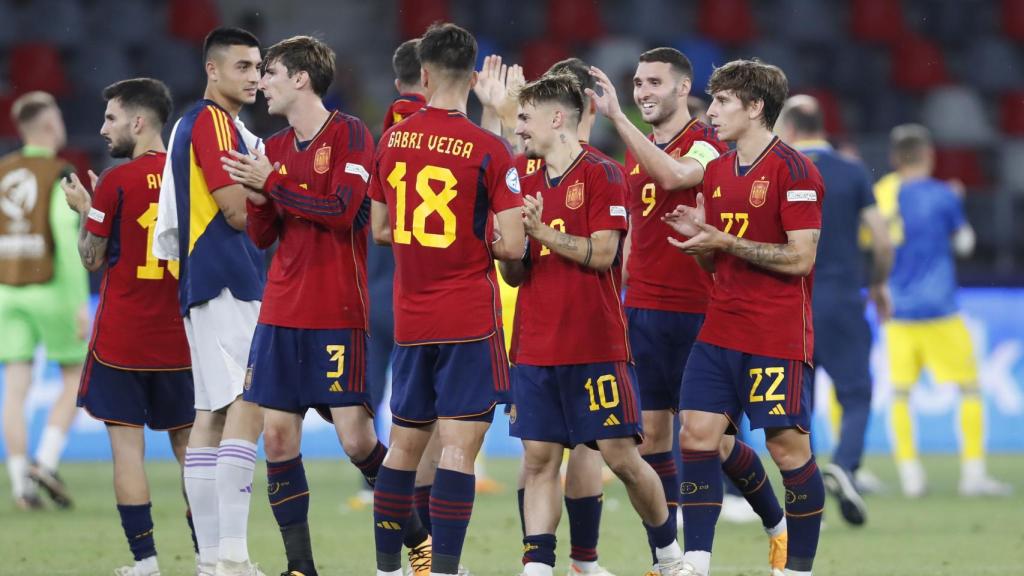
28, 463, 72, 509
822, 463, 867, 526
768, 530, 788, 573
196, 563, 216, 576
567, 562, 617, 576
114, 565, 160, 576
215, 560, 266, 576
14, 493, 44, 511
897, 460, 927, 498
642, 568, 659, 576
656, 559, 704, 576
959, 474, 1014, 497
456, 564, 472, 576
406, 535, 431, 576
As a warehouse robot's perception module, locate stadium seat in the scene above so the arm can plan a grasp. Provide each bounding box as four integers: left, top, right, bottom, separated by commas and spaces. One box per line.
546, 0, 604, 44
0, 93, 18, 137
963, 37, 1024, 94
18, 0, 85, 49
933, 147, 989, 191
997, 139, 1024, 192
922, 87, 995, 147
794, 88, 846, 138
1002, 0, 1024, 41
88, 0, 158, 47
830, 43, 889, 98
138, 38, 203, 98
587, 36, 647, 90
1000, 91, 1024, 136
9, 43, 69, 96
604, 0, 688, 42
520, 39, 571, 81
850, 0, 907, 43
890, 35, 950, 92
58, 147, 95, 184
398, 0, 450, 39
697, 0, 757, 45
69, 44, 133, 101
776, 0, 838, 45
168, 0, 221, 45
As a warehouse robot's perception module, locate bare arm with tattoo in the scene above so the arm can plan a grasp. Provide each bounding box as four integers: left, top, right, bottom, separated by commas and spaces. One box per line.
522, 192, 621, 270
60, 172, 108, 271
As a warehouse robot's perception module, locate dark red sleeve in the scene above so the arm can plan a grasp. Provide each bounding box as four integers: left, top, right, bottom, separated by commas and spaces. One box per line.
84, 169, 118, 238
264, 119, 375, 231
245, 195, 280, 248
487, 142, 524, 214
191, 107, 238, 193
587, 162, 629, 233
367, 145, 386, 203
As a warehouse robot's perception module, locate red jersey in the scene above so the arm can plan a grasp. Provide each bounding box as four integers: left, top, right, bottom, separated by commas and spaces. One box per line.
624, 119, 727, 313
247, 111, 374, 329
368, 107, 523, 344
382, 93, 426, 132
698, 137, 824, 363
516, 141, 623, 178
85, 151, 190, 369
511, 150, 631, 366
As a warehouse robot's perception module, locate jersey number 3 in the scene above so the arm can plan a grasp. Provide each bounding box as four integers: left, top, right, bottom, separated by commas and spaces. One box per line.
137, 203, 179, 280
388, 162, 458, 248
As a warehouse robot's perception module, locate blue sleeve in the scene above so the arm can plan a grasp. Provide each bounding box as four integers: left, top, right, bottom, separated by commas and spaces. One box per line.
945, 185, 966, 233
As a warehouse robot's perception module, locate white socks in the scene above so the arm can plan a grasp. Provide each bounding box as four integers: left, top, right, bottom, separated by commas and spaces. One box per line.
184, 447, 219, 566
35, 425, 66, 472
655, 540, 684, 563
216, 439, 257, 563
135, 554, 160, 575
681, 551, 711, 576
522, 562, 555, 576
7, 454, 29, 498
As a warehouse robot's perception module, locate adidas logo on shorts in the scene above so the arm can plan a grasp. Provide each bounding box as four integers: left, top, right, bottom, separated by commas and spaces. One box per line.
769, 403, 786, 416
603, 414, 621, 427
329, 381, 343, 392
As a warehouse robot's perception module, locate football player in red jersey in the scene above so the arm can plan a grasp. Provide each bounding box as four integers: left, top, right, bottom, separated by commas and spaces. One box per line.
501, 73, 689, 576
62, 78, 194, 576
663, 60, 825, 576
367, 23, 526, 576
590, 49, 788, 571
383, 39, 427, 132
223, 35, 433, 576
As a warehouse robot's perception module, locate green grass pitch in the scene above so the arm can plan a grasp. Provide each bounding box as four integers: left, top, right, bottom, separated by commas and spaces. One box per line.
2, 455, 1022, 575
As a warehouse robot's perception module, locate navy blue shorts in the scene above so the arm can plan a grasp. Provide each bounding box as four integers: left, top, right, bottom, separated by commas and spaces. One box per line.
243, 324, 372, 417
390, 333, 509, 426
626, 307, 704, 412
680, 342, 812, 432
77, 353, 195, 430
509, 361, 642, 447
813, 303, 872, 395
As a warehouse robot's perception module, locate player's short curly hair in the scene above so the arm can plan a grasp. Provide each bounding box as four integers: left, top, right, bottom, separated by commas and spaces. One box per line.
417, 22, 477, 80
518, 73, 584, 125
392, 39, 422, 88
707, 59, 788, 130
546, 58, 594, 93
102, 78, 173, 125
262, 35, 336, 97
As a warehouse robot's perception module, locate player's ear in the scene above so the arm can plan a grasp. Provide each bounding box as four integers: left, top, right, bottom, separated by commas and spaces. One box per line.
469, 70, 478, 90
294, 70, 309, 91
747, 98, 765, 122
205, 58, 218, 83
678, 75, 692, 97
420, 66, 429, 90
394, 78, 401, 93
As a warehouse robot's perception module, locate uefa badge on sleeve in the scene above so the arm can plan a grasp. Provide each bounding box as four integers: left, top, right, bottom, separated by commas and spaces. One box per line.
749, 178, 769, 208
566, 182, 585, 210
314, 146, 331, 174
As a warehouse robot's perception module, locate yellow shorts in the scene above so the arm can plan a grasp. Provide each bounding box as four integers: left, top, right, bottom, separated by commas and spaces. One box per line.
885, 315, 978, 389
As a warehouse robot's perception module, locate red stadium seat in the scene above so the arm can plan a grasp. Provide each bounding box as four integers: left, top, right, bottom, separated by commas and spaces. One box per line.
59, 147, 95, 185
0, 93, 19, 137
890, 35, 950, 92
168, 0, 221, 45
795, 88, 846, 138
520, 39, 571, 82
9, 43, 68, 96
1000, 91, 1024, 136
398, 0, 450, 39
697, 0, 756, 45
546, 0, 605, 44
933, 148, 989, 191
1003, 0, 1024, 41
850, 0, 907, 43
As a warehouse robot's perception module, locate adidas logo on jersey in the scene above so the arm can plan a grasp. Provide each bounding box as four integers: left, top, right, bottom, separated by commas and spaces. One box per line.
376, 521, 402, 530
630, 164, 640, 176
603, 414, 621, 427
769, 403, 786, 416
712, 186, 722, 198
329, 381, 343, 392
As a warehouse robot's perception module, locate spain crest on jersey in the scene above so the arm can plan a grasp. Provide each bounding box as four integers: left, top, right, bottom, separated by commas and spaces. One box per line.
314, 146, 331, 174
566, 181, 584, 210
749, 178, 769, 208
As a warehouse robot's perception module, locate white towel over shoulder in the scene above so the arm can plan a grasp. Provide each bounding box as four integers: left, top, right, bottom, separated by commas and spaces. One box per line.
153, 115, 264, 261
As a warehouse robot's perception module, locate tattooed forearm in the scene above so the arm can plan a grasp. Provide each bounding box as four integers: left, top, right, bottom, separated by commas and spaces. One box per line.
535, 227, 619, 271
77, 221, 107, 271
554, 232, 579, 252
725, 231, 816, 276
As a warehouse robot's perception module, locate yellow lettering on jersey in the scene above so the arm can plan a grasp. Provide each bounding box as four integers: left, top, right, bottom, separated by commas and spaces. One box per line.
526, 159, 542, 175
630, 164, 640, 176
712, 186, 721, 198
146, 173, 162, 189
387, 130, 423, 150
427, 135, 474, 159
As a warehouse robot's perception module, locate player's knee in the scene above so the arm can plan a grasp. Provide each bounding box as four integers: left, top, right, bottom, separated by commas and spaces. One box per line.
262, 423, 299, 461
340, 433, 378, 462
604, 453, 642, 487
765, 435, 811, 471
679, 423, 718, 451
522, 447, 561, 479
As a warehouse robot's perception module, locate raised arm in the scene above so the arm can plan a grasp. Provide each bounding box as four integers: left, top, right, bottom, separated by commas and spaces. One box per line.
60, 171, 108, 272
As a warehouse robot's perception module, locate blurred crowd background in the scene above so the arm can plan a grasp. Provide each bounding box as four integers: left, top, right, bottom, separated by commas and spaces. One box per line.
0, 0, 1021, 283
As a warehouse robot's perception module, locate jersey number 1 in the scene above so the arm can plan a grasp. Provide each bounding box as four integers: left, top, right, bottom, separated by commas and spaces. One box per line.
387, 162, 458, 248
137, 203, 179, 280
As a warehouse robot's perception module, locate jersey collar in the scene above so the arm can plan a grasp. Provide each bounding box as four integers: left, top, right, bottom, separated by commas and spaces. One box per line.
294, 110, 337, 151
651, 116, 698, 150
734, 135, 780, 177
545, 148, 589, 188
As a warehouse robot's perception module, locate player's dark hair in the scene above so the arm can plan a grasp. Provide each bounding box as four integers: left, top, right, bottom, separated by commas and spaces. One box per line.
203, 27, 260, 61
518, 73, 584, 126
10, 91, 57, 127
102, 78, 173, 125
393, 39, 422, 88
262, 35, 336, 97
417, 22, 477, 80
546, 58, 594, 93
707, 59, 788, 130
638, 47, 693, 80
890, 123, 932, 167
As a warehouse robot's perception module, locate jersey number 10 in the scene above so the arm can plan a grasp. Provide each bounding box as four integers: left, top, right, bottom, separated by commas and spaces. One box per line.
387, 162, 458, 248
